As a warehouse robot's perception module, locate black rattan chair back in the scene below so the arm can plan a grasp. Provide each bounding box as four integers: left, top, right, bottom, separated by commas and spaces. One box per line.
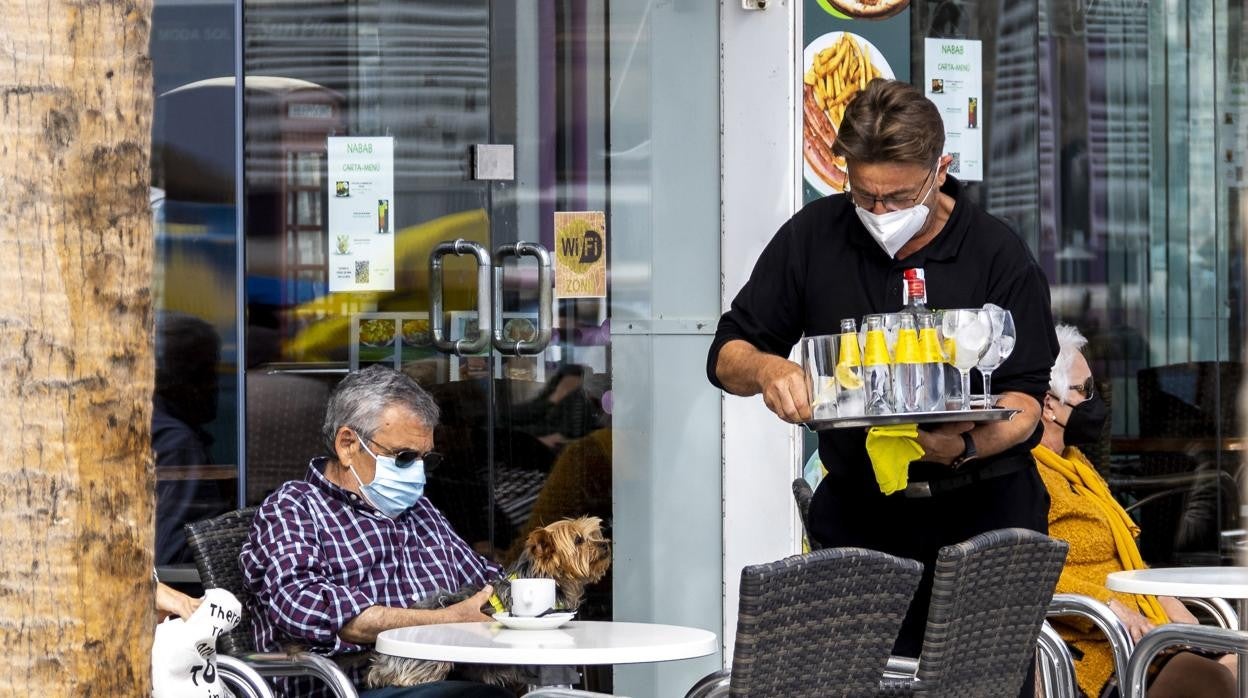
790, 478, 822, 551
914, 528, 1068, 697
185, 506, 260, 656
728, 547, 922, 697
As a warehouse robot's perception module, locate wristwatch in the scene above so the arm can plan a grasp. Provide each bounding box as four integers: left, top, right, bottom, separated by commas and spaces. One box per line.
951, 432, 978, 469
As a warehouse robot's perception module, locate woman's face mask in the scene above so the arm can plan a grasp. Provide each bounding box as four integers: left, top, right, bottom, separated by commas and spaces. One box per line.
347, 431, 427, 518
1055, 393, 1109, 446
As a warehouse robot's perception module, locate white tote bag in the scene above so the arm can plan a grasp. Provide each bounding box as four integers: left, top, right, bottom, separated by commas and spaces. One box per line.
152, 587, 242, 698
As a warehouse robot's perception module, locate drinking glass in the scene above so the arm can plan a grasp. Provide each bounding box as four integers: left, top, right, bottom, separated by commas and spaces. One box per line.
938, 308, 993, 411
800, 334, 840, 420
976, 306, 1016, 406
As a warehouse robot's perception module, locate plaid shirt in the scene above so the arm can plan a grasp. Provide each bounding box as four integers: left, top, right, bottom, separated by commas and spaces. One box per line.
240, 458, 501, 696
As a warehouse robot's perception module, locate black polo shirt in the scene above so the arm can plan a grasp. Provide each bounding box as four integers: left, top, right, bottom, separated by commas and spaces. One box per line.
708, 176, 1059, 495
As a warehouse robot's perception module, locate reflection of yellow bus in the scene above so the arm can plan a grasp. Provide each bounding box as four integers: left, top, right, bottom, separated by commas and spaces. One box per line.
283, 208, 490, 362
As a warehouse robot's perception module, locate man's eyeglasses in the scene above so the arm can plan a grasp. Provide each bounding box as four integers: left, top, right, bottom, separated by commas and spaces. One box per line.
1068, 377, 1095, 400
358, 432, 443, 472
846, 166, 938, 212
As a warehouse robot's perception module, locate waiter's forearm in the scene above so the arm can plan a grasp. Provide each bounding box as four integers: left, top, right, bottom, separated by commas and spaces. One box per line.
968, 391, 1041, 458
715, 339, 774, 396
917, 391, 1041, 465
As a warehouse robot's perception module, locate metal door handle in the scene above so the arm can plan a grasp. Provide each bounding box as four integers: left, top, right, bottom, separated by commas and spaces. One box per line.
492, 241, 553, 356
429, 239, 493, 355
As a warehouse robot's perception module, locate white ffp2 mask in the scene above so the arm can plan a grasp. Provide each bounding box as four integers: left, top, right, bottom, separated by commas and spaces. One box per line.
853, 173, 939, 258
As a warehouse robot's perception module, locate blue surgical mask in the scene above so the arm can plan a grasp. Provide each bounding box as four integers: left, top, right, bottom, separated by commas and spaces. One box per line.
348, 432, 427, 517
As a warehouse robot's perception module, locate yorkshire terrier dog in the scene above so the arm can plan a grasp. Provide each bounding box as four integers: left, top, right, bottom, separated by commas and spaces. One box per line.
366, 516, 611, 688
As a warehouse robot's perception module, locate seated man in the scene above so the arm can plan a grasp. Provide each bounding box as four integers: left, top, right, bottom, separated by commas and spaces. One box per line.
241, 365, 514, 698
1033, 324, 1235, 698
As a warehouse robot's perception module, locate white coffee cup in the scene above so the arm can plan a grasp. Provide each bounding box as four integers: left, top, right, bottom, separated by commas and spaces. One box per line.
509, 578, 557, 617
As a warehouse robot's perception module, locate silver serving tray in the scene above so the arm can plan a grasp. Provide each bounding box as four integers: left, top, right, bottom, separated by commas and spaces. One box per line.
805, 407, 1020, 431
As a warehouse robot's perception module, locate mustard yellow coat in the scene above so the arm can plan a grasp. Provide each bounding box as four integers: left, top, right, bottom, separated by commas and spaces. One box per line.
1035, 446, 1150, 697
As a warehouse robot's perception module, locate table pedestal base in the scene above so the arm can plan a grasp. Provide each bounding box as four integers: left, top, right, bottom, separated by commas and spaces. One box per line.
519, 665, 580, 688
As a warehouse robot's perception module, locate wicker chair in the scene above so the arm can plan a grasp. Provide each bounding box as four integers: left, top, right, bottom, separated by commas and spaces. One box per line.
686, 547, 923, 698
881, 528, 1069, 697
790, 478, 822, 551
244, 370, 335, 506
184, 507, 359, 698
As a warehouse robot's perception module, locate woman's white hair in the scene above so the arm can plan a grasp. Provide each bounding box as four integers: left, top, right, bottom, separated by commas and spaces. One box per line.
1049, 324, 1088, 404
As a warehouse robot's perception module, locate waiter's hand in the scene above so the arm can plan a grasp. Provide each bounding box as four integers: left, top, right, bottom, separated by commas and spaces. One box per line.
914, 422, 974, 466
757, 356, 812, 424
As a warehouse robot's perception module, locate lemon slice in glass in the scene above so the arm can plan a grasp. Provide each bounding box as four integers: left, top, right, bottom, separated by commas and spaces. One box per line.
836, 363, 863, 390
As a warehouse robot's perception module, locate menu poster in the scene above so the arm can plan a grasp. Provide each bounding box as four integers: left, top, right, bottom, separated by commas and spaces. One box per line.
554, 211, 607, 299
801, 0, 912, 204
327, 136, 396, 292
924, 39, 984, 182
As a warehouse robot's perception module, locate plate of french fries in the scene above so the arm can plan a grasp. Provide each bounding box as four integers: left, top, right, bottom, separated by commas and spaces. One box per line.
802, 32, 894, 195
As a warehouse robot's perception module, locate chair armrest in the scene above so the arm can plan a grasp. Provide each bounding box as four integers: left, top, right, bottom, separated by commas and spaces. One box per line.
1036, 621, 1078, 698
525, 690, 630, 698
1125, 625, 1248, 698
1106, 471, 1228, 491
1178, 596, 1239, 629
236, 651, 359, 698
683, 668, 730, 698
217, 655, 277, 698
1047, 593, 1133, 689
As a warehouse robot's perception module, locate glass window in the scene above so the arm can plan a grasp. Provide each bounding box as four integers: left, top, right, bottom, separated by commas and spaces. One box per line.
915, 0, 1245, 567
150, 0, 240, 570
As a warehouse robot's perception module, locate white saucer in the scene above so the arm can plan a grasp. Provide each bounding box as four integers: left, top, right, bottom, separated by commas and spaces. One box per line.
491, 611, 576, 630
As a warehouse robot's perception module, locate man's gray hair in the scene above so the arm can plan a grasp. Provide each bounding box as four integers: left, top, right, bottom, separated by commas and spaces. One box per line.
322, 365, 440, 453
1049, 324, 1089, 404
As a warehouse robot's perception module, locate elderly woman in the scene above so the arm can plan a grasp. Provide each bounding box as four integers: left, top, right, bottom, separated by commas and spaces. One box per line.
1034, 324, 1235, 698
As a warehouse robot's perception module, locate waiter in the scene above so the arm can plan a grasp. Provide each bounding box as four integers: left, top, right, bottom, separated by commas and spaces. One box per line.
708, 80, 1058, 671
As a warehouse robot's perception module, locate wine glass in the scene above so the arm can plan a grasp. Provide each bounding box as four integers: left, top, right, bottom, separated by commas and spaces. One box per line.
939, 309, 993, 411
976, 306, 1016, 407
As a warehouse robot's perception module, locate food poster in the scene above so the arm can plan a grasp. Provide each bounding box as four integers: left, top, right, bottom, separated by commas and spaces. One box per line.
554, 211, 607, 299
802, 0, 912, 204
924, 39, 984, 182
327, 136, 396, 292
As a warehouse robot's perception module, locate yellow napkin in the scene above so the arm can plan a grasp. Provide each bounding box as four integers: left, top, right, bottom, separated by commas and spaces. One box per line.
866, 424, 925, 495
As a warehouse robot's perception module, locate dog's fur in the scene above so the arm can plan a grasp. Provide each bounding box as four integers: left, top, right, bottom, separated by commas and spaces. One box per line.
366, 516, 611, 688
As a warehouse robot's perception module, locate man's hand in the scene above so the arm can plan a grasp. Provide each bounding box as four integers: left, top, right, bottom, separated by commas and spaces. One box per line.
914, 422, 974, 466
339, 584, 498, 644
445, 585, 497, 623
757, 358, 812, 424
1107, 598, 1155, 642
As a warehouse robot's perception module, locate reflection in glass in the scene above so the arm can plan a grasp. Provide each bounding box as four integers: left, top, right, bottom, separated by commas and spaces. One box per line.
150, 0, 240, 569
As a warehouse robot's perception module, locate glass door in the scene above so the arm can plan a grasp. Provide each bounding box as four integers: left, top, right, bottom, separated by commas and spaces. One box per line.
240, 0, 615, 649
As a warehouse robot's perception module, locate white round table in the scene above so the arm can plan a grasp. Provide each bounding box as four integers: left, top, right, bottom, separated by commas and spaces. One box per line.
376, 620, 716, 669
1106, 568, 1248, 601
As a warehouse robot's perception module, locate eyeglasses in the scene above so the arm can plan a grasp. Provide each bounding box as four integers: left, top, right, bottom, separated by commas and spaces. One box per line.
846, 166, 938, 212
1068, 377, 1095, 400
356, 431, 443, 472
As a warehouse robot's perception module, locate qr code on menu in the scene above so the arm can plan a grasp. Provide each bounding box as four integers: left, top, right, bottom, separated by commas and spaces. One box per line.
355, 260, 370, 283
949, 152, 961, 174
